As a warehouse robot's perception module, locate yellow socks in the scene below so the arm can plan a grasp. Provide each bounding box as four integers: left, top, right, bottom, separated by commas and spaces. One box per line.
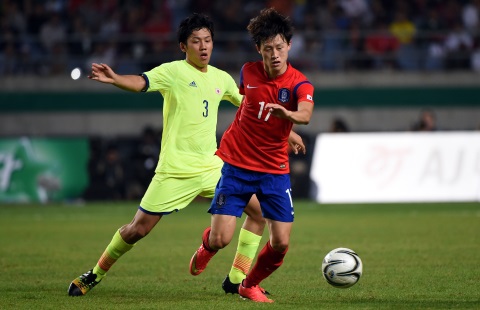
92, 230, 135, 280
228, 228, 262, 284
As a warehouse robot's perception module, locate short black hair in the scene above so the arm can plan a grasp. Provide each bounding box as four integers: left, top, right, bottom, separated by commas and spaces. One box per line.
177, 13, 214, 44
247, 8, 293, 48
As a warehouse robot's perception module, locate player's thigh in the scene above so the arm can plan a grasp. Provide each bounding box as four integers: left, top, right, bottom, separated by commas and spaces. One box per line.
140, 173, 202, 214
258, 173, 294, 222
208, 163, 254, 217
199, 155, 223, 199
243, 195, 262, 219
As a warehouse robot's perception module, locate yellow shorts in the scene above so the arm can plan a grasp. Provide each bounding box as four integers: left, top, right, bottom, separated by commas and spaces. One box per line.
139, 155, 222, 214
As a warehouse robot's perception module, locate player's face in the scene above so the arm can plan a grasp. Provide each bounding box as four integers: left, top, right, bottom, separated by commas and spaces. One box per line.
257, 34, 291, 78
181, 28, 213, 72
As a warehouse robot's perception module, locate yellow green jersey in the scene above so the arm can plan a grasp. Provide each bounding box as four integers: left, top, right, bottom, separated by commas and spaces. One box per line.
142, 60, 242, 176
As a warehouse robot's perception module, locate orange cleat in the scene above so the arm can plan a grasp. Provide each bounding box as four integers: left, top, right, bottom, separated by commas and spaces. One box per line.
190, 243, 217, 275
239, 282, 274, 303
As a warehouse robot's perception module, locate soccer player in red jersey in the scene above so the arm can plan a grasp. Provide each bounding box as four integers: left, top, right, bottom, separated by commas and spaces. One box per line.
190, 8, 314, 303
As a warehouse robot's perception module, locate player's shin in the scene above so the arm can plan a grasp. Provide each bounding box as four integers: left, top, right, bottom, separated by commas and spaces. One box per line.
243, 242, 288, 288
93, 230, 135, 279
229, 228, 262, 284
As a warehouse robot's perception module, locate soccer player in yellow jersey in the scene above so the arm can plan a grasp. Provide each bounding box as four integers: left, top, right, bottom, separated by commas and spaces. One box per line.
68, 13, 305, 296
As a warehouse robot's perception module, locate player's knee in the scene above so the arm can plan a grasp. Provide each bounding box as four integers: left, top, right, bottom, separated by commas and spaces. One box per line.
135, 226, 151, 239
209, 234, 230, 250
271, 241, 289, 253
123, 223, 151, 242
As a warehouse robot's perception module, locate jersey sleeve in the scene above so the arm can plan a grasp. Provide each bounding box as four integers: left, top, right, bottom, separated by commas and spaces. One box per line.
142, 63, 174, 93
221, 72, 242, 107
294, 81, 315, 105
238, 64, 246, 96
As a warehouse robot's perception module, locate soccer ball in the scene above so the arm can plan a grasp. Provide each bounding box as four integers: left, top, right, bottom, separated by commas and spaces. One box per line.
321, 247, 363, 288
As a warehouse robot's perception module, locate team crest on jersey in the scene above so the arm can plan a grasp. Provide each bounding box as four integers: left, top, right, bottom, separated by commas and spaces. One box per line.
278, 88, 290, 103
215, 88, 221, 94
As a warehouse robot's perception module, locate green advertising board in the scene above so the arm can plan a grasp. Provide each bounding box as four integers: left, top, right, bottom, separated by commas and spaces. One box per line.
0, 138, 89, 203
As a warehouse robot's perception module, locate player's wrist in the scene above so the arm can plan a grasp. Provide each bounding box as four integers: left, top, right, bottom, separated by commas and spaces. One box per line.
287, 110, 294, 121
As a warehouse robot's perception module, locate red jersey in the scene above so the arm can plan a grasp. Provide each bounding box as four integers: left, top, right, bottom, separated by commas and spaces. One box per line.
216, 61, 314, 174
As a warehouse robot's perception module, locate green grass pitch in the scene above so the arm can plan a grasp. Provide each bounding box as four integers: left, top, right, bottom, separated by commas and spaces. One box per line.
0, 200, 479, 309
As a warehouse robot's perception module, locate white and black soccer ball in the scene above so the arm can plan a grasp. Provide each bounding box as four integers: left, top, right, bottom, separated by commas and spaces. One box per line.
322, 247, 363, 288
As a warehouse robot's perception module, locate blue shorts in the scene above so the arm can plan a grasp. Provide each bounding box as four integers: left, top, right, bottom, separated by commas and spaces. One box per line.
208, 162, 294, 222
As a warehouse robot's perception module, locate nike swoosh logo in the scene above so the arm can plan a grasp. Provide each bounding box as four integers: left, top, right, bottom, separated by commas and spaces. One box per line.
246, 84, 258, 89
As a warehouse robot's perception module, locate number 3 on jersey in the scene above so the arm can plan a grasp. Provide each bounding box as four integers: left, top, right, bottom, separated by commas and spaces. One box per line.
203, 100, 209, 117
257, 102, 272, 121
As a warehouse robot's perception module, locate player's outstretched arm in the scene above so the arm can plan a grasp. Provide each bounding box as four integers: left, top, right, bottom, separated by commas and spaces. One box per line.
88, 63, 146, 92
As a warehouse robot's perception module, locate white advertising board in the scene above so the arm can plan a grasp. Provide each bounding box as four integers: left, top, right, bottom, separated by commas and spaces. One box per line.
310, 132, 480, 203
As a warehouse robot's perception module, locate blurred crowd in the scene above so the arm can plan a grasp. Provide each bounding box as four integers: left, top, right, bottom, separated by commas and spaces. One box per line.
1, 0, 480, 77
83, 126, 160, 201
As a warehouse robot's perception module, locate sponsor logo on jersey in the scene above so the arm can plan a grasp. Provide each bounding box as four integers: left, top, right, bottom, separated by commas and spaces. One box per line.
246, 84, 258, 89
189, 81, 197, 87
307, 94, 312, 101
278, 88, 290, 103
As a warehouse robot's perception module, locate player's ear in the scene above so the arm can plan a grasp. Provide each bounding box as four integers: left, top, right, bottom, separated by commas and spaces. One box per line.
179, 42, 187, 53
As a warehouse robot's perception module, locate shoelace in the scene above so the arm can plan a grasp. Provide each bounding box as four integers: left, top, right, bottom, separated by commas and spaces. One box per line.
78, 272, 96, 288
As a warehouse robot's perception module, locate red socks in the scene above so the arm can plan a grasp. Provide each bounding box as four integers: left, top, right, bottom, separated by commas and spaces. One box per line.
202, 227, 217, 252
243, 242, 288, 288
